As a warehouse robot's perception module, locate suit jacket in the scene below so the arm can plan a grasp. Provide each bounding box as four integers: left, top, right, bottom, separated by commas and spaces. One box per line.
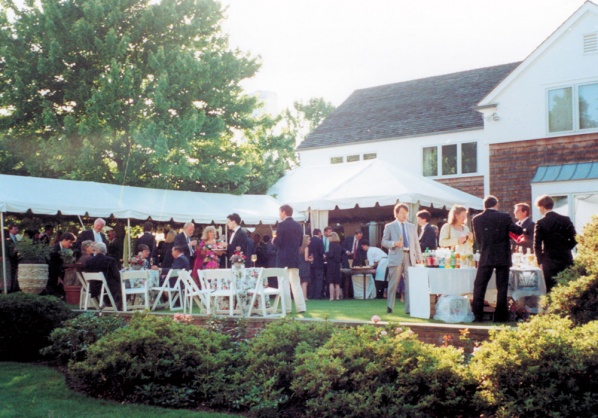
473, 209, 523, 267
382, 221, 421, 267
226, 227, 251, 261
274, 216, 303, 268
162, 254, 190, 276
47, 243, 66, 284
511, 217, 535, 253
84, 253, 121, 299
419, 223, 437, 252
136, 232, 156, 257
308, 235, 325, 269
534, 211, 576, 267
75, 229, 107, 256
341, 235, 367, 267
174, 232, 195, 260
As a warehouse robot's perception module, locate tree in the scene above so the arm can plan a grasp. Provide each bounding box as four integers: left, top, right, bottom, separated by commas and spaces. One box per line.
0, 0, 294, 194
283, 97, 335, 147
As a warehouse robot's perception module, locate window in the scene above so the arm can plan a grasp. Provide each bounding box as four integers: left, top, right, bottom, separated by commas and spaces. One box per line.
346, 155, 360, 162
363, 153, 377, 160
423, 142, 477, 177
548, 83, 598, 133
331, 156, 343, 164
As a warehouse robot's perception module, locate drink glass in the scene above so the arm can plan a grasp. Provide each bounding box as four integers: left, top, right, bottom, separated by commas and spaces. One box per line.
251, 254, 257, 267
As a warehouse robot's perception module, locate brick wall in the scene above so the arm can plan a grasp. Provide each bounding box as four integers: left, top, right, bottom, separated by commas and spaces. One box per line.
435, 175, 484, 198
489, 133, 598, 213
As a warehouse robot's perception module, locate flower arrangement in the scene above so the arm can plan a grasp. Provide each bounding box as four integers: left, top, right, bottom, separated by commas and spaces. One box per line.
230, 246, 246, 265
128, 255, 145, 266
173, 313, 193, 324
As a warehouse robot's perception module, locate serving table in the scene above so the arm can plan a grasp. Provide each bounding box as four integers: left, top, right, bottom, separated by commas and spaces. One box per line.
341, 267, 376, 299
409, 266, 546, 319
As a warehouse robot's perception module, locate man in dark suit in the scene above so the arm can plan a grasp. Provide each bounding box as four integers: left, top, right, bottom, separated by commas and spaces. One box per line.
341, 229, 366, 268
75, 218, 108, 257
472, 195, 523, 322
274, 204, 306, 313
84, 242, 122, 309
4, 224, 20, 292
136, 221, 156, 261
46, 232, 76, 297
308, 229, 325, 299
512, 203, 535, 253
534, 195, 577, 292
226, 213, 251, 267
153, 245, 190, 285
174, 222, 197, 266
416, 209, 437, 252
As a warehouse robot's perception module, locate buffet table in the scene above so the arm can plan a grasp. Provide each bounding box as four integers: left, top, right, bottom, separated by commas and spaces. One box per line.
340, 267, 377, 299
409, 266, 546, 319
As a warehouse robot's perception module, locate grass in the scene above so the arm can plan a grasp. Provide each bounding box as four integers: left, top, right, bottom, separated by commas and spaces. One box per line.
0, 362, 243, 418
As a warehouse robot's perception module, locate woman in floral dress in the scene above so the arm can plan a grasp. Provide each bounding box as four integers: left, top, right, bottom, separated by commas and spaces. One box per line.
191, 226, 224, 279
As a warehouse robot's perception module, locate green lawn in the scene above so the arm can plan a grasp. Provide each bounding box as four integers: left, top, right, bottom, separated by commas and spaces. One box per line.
0, 362, 243, 418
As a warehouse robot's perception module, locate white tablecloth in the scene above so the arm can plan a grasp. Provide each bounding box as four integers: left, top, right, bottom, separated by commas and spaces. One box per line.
409, 267, 546, 319
351, 274, 376, 299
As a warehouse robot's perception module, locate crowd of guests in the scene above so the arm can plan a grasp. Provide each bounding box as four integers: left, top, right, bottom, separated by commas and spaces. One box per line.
2, 194, 577, 322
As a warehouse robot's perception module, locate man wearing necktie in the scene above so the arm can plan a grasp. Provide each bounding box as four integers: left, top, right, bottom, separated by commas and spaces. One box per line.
74, 218, 108, 257
174, 222, 197, 265
342, 229, 366, 268
381, 203, 422, 314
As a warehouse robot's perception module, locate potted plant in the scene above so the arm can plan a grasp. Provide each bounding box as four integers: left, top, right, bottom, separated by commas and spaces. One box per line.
14, 237, 52, 294
61, 249, 82, 304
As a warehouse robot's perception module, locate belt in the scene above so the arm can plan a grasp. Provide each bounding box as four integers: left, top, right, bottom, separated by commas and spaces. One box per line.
403, 249, 410, 253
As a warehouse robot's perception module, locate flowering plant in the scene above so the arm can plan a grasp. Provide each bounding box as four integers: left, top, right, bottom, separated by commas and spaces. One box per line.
128, 255, 144, 266
230, 246, 246, 264
61, 248, 76, 264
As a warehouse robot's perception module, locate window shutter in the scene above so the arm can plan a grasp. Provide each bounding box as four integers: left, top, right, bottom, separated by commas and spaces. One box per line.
584, 33, 597, 54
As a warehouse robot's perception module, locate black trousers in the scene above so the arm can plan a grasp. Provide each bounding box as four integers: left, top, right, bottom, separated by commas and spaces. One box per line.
473, 265, 510, 322
308, 266, 325, 299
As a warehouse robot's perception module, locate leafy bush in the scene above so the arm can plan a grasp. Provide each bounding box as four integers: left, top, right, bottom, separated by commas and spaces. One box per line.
67, 313, 244, 408
14, 236, 52, 263
573, 214, 598, 276
291, 324, 478, 418
235, 319, 335, 415
0, 293, 73, 361
41, 312, 126, 364
469, 315, 598, 417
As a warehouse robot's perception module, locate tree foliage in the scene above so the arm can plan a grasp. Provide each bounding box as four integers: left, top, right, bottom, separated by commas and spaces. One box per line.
284, 97, 335, 147
0, 0, 295, 193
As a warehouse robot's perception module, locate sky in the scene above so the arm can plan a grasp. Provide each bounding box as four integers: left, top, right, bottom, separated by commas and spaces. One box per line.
220, 0, 587, 112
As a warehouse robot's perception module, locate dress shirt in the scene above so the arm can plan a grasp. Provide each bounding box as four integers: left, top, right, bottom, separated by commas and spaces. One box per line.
93, 231, 103, 243
229, 226, 239, 248
184, 232, 194, 257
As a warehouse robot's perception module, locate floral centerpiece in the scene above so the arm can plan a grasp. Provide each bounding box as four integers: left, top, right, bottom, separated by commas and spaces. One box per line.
128, 255, 145, 270
230, 246, 246, 266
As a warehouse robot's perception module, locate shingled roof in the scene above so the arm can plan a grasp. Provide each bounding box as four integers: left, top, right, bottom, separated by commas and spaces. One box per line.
297, 62, 521, 150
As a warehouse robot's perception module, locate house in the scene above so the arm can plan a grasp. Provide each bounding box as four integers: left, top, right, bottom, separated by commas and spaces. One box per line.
288, 1, 598, 231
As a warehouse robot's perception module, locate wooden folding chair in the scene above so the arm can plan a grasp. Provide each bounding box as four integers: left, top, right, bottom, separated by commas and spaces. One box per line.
81, 271, 119, 311
248, 267, 287, 317
121, 270, 151, 312
151, 269, 183, 311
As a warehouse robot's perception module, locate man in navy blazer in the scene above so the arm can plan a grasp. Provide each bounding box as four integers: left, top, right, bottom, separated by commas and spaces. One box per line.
153, 245, 190, 285
274, 204, 306, 313
174, 222, 197, 265
84, 242, 122, 309
308, 229, 326, 299
75, 218, 108, 256
472, 195, 523, 322
416, 210, 437, 252
534, 195, 577, 292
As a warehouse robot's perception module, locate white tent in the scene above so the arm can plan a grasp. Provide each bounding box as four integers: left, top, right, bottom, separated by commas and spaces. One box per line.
0, 174, 293, 224
268, 159, 483, 214
1, 174, 300, 293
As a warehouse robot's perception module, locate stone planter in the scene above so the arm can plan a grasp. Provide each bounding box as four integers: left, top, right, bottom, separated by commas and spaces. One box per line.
18, 263, 49, 294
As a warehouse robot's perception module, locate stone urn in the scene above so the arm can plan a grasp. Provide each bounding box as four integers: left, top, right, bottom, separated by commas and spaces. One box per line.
18, 264, 49, 294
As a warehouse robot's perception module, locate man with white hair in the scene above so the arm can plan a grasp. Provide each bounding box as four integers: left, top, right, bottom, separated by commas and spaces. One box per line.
84, 241, 122, 309
75, 218, 108, 256
174, 222, 197, 265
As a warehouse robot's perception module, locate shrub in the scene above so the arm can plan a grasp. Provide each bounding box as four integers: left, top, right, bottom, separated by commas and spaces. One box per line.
67, 313, 243, 408
573, 214, 598, 276
0, 293, 73, 361
41, 312, 126, 364
542, 274, 598, 326
235, 319, 335, 415
469, 315, 598, 417
291, 324, 478, 418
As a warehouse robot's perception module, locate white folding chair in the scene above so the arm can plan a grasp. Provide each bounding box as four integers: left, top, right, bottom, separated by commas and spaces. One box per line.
121, 270, 151, 312
248, 267, 287, 317
81, 272, 119, 311
180, 270, 212, 315
203, 269, 241, 316
76, 271, 89, 310
151, 269, 183, 311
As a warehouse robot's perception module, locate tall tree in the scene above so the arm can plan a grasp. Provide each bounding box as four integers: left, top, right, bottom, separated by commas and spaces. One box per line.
0, 0, 293, 193
284, 97, 335, 147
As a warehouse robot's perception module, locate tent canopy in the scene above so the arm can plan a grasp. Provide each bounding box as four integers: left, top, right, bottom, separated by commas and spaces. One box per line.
268, 159, 483, 212
0, 174, 297, 224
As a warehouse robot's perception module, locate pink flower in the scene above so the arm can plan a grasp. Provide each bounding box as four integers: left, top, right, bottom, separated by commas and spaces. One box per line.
395, 327, 403, 334
380, 330, 388, 336
371, 315, 381, 324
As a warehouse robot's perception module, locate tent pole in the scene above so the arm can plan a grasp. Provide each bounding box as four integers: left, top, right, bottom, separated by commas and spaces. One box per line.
1, 212, 7, 295
77, 215, 86, 230
127, 219, 132, 261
